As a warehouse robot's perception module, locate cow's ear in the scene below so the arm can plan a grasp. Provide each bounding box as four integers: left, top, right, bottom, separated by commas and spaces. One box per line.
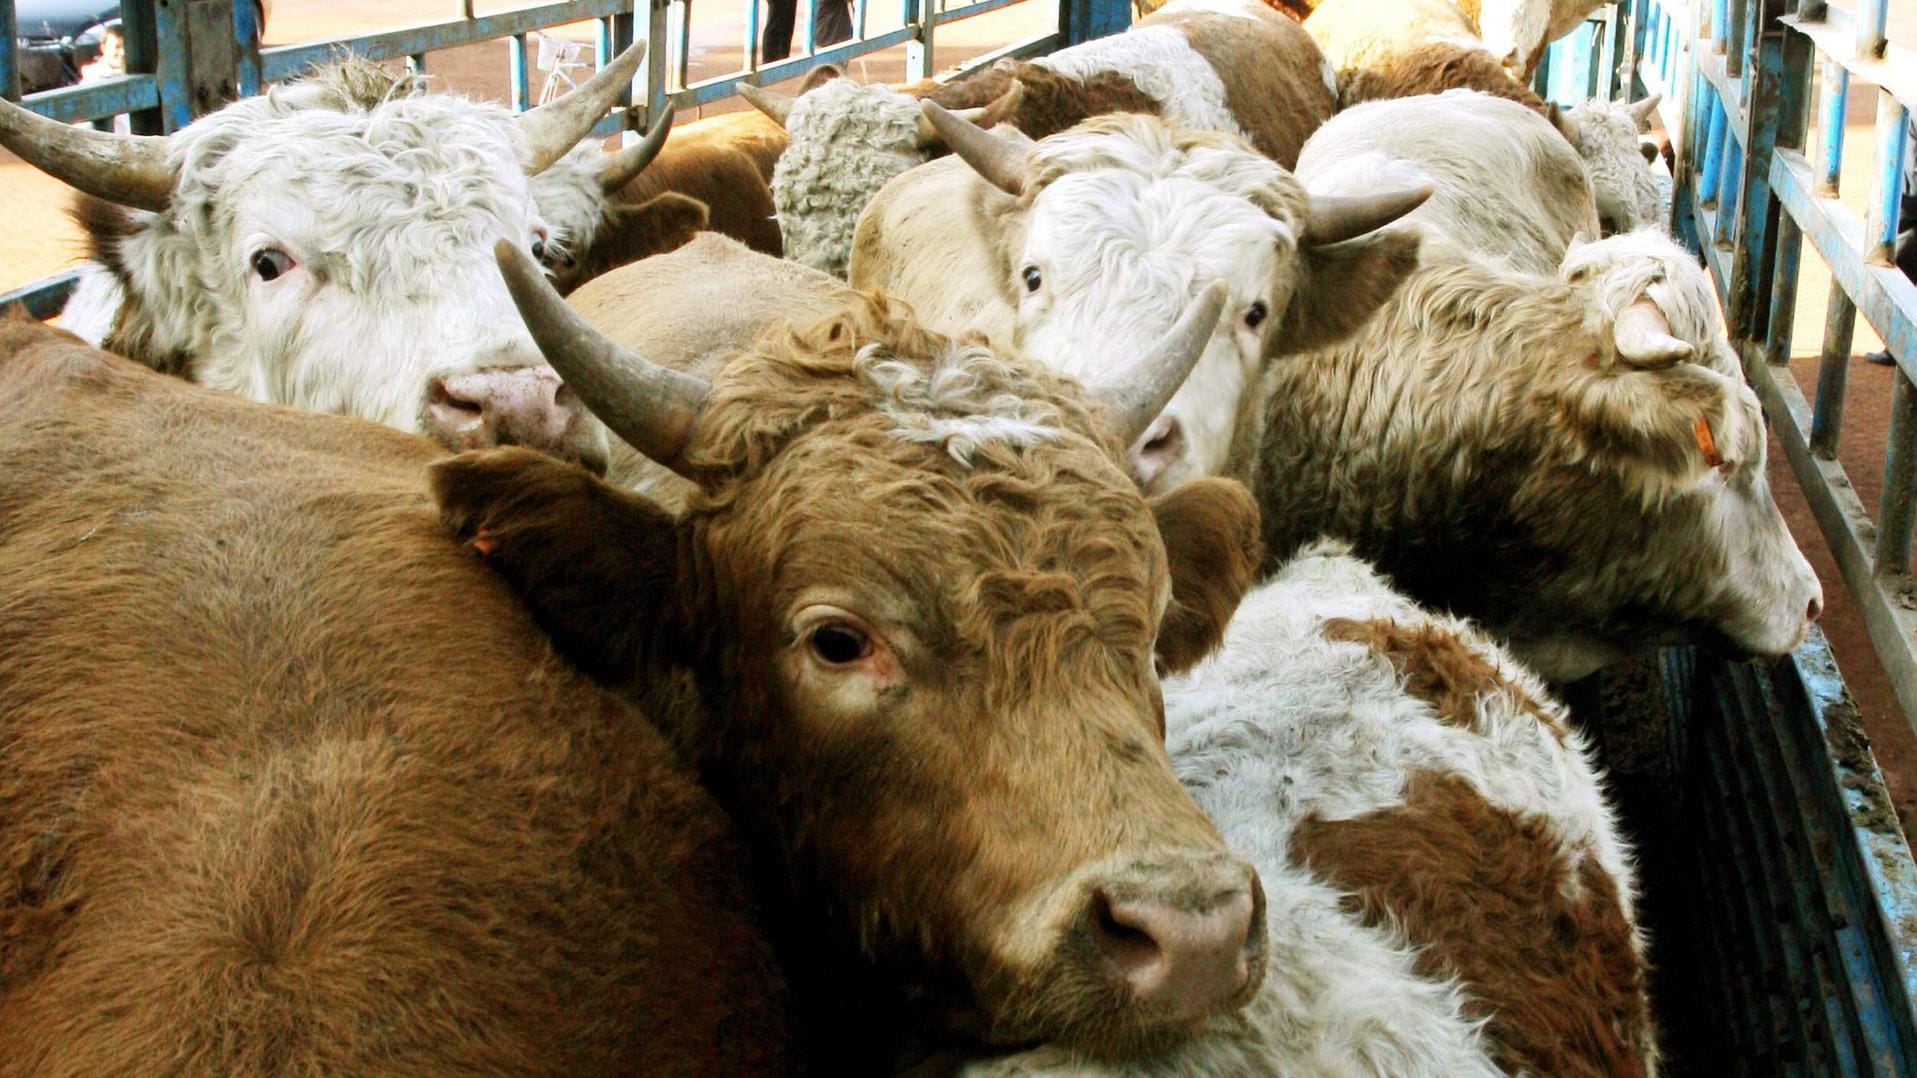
609, 192, 711, 257
1278, 227, 1423, 354
1555, 362, 1742, 481
1151, 477, 1262, 674
430, 447, 685, 683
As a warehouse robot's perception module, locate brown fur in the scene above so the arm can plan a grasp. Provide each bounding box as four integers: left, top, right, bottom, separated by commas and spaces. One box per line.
0, 320, 795, 1074
1290, 770, 1655, 1076
1338, 40, 1552, 117
555, 113, 788, 294
1323, 617, 1568, 739
70, 194, 193, 377
932, 61, 1165, 141
431, 290, 1265, 1062
1143, 3, 1337, 167
1152, 479, 1264, 674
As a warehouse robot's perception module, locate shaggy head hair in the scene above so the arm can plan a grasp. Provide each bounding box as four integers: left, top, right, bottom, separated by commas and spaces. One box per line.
1562, 99, 1665, 234
69, 56, 564, 447
771, 79, 930, 277
1005, 113, 1420, 494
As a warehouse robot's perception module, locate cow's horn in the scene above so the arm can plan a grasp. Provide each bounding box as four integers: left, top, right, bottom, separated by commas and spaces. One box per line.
492, 239, 710, 472
1613, 299, 1692, 367
1548, 102, 1581, 143
0, 98, 173, 211
517, 40, 648, 175
1089, 281, 1228, 446
736, 81, 796, 127
914, 82, 1020, 148
598, 103, 676, 193
1302, 184, 1433, 246
1628, 93, 1662, 127
922, 100, 1028, 195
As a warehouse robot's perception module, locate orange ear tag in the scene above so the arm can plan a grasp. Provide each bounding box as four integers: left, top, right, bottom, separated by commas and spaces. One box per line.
1693, 416, 1723, 468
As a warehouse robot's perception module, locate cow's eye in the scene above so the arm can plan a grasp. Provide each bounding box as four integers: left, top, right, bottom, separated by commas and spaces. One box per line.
1021, 265, 1042, 293
1244, 300, 1268, 329
809, 622, 873, 665
251, 248, 294, 282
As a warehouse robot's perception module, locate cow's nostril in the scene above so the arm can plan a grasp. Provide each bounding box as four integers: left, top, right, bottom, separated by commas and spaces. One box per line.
1087, 884, 1254, 1021
1808, 595, 1824, 623
428, 377, 483, 417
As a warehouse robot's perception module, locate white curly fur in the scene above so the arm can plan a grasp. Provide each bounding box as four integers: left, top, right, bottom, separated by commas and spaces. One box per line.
859, 342, 1064, 464
965, 540, 1651, 1076
527, 140, 612, 270
62, 63, 562, 441
771, 79, 929, 277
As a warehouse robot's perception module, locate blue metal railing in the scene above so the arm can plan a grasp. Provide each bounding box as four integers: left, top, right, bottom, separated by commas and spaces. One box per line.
1, 0, 1083, 317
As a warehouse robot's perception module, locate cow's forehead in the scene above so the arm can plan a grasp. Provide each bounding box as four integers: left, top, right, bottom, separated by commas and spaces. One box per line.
173, 91, 531, 208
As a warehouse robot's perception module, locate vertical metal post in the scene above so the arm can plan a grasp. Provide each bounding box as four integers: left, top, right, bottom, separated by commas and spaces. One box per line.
1765, 213, 1803, 365
0, 1, 19, 102
406, 53, 426, 77
184, 0, 242, 118
119, 1, 163, 134
1855, 0, 1887, 59
1817, 59, 1847, 194
740, 0, 760, 70
1879, 372, 1917, 577
1061, 0, 1130, 48
1865, 97, 1909, 265
508, 33, 529, 111
153, 0, 192, 131
1809, 289, 1856, 458
233, 0, 261, 97
1725, 0, 1746, 77
854, 0, 869, 43
905, 0, 934, 81
644, 0, 665, 130
1701, 98, 1727, 206
1729, 0, 1811, 339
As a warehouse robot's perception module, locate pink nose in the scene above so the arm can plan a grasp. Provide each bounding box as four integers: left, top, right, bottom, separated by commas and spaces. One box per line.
1090, 883, 1258, 1020
425, 367, 598, 469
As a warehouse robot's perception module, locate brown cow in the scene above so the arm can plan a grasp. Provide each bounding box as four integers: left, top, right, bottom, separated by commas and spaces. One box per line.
433, 239, 1271, 1067
532, 105, 790, 295
0, 317, 794, 1073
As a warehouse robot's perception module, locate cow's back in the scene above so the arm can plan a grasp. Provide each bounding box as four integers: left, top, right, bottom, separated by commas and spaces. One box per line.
1295, 90, 1596, 274
1136, 0, 1337, 166
0, 321, 793, 1074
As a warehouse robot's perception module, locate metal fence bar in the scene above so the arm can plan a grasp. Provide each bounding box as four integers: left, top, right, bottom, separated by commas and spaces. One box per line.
153, 0, 191, 131
1, 1, 18, 101
1810, 287, 1856, 457
1882, 377, 1917, 578
508, 33, 530, 112
121, 0, 165, 135
260, 1, 635, 83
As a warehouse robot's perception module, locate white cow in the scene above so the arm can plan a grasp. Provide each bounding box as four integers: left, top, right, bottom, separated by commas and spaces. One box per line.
850, 109, 1429, 493
963, 540, 1658, 1076
2, 45, 654, 473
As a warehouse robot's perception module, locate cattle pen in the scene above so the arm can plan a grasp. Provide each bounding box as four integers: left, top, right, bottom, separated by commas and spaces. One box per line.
1, 0, 1916, 1072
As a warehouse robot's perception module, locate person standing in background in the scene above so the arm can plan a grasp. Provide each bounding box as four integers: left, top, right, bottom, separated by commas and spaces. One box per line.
77, 21, 129, 135
761, 0, 854, 63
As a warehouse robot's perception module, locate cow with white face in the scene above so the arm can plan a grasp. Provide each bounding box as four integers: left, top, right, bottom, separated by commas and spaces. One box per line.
2, 46, 654, 474
850, 109, 1429, 494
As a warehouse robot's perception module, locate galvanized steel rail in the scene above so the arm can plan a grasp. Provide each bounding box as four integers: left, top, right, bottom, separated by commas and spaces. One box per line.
0, 0, 1100, 316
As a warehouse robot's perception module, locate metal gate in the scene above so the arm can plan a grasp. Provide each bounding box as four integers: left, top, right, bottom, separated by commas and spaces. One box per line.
0, 0, 1123, 317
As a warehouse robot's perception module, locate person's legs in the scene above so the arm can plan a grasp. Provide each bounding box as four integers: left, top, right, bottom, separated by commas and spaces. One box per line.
762, 0, 798, 62
812, 0, 854, 49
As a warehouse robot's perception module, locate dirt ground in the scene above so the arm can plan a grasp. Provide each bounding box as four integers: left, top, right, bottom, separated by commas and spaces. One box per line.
1, 2, 1913, 824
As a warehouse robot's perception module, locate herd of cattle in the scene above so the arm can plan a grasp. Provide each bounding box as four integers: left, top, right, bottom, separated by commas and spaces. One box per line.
0, 0, 1823, 1072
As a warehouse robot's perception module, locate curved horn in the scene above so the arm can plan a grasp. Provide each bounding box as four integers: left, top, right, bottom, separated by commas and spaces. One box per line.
598, 103, 676, 193
921, 100, 1028, 196
1089, 281, 1228, 446
1613, 299, 1692, 367
517, 40, 648, 175
492, 239, 710, 471
1548, 101, 1581, 143
1628, 93, 1662, 128
0, 98, 173, 211
1302, 184, 1433, 246
914, 81, 1022, 148
735, 81, 796, 127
